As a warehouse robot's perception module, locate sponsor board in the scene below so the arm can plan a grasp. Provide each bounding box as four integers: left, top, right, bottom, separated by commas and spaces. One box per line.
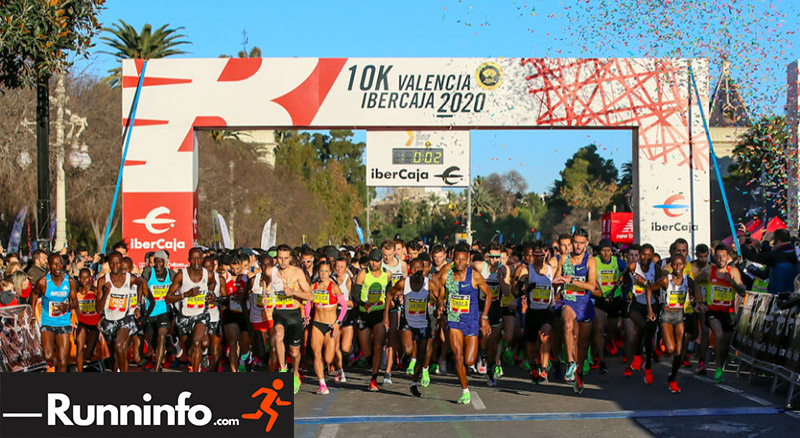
123, 192, 196, 268
366, 131, 469, 187
0, 373, 293, 438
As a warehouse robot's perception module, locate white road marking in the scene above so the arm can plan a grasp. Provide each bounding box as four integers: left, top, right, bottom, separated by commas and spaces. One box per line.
785, 411, 800, 421
318, 424, 339, 438
471, 391, 486, 410
739, 393, 773, 406
717, 384, 744, 394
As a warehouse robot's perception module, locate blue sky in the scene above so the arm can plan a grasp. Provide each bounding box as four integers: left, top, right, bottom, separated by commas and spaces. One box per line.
76, 0, 798, 193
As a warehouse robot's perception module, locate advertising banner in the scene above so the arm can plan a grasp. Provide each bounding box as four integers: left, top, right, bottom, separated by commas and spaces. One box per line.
601, 212, 634, 244
366, 130, 469, 187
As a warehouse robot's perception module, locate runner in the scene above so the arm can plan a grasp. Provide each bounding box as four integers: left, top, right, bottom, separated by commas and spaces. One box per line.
691, 244, 711, 375
122, 257, 147, 366
553, 229, 598, 394
31, 254, 77, 372
332, 256, 355, 383
203, 255, 226, 372
353, 248, 392, 391
223, 252, 252, 372
381, 239, 408, 385
272, 244, 313, 394
429, 244, 450, 376
304, 260, 347, 395
622, 243, 658, 384
647, 254, 694, 393
390, 258, 438, 397
75, 268, 100, 372
418, 251, 440, 387
472, 242, 507, 386
516, 242, 556, 384
694, 244, 746, 383
141, 250, 174, 372
437, 243, 492, 404
592, 239, 627, 374
243, 255, 276, 371
96, 252, 144, 372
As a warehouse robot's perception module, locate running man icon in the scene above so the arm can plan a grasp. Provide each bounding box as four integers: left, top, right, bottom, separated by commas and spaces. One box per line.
242, 379, 292, 432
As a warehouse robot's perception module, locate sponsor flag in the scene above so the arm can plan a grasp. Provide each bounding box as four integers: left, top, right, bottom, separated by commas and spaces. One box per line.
353, 217, 365, 244
217, 213, 232, 249
260, 218, 272, 250
270, 222, 277, 248
7, 206, 27, 254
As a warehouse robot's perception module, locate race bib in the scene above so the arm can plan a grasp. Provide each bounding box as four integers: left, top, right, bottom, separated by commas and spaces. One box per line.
408, 298, 426, 314
367, 285, 385, 305
78, 299, 96, 315
500, 292, 514, 307
600, 270, 616, 287
668, 292, 686, 309
130, 293, 138, 308
274, 291, 295, 309
49, 301, 65, 317
152, 285, 169, 301
108, 293, 128, 312
449, 294, 470, 313
633, 283, 647, 296
530, 286, 551, 304
711, 286, 733, 307
229, 298, 243, 312
488, 285, 500, 301
314, 289, 331, 306
186, 292, 206, 308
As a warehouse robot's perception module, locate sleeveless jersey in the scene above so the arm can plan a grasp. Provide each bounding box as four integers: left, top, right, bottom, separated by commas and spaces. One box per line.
661, 273, 689, 310
248, 272, 274, 324
146, 270, 171, 317
311, 280, 339, 309
528, 263, 554, 310
403, 276, 430, 329
179, 268, 209, 317
665, 262, 695, 313
208, 272, 223, 323
360, 269, 389, 312
226, 273, 247, 313
41, 274, 72, 327
383, 256, 404, 286
595, 256, 623, 298
103, 273, 134, 321
446, 268, 480, 323
706, 266, 735, 313
562, 252, 591, 302
77, 289, 100, 326
633, 262, 656, 305
335, 271, 352, 305
480, 263, 501, 302
272, 266, 300, 311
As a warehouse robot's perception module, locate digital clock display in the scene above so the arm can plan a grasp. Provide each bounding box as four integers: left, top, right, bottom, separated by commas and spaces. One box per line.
392, 148, 444, 165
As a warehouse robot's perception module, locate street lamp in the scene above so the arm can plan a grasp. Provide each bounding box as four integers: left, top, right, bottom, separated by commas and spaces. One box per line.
68, 142, 91, 170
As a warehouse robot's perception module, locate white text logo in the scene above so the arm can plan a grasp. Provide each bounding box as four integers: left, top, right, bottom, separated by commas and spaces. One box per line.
132, 207, 176, 235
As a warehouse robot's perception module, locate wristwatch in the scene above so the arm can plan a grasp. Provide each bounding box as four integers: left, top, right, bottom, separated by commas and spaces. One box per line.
481, 315, 489, 320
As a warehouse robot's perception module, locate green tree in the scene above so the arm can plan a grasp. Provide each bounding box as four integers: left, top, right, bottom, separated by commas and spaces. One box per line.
100, 20, 190, 87
550, 144, 618, 206
727, 116, 788, 183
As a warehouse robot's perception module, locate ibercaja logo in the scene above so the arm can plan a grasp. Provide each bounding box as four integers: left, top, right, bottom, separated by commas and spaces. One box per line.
0, 373, 293, 438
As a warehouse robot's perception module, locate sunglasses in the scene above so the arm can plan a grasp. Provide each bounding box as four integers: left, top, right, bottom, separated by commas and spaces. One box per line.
487, 255, 502, 258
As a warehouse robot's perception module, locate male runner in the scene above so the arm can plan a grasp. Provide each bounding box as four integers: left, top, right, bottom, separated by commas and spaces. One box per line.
592, 239, 627, 374
437, 243, 492, 404
203, 255, 226, 372
382, 239, 408, 384
31, 254, 78, 372
96, 252, 145, 372
691, 244, 711, 374
621, 244, 658, 384
165, 248, 216, 373
223, 252, 252, 372
516, 242, 556, 383
354, 248, 392, 391
122, 256, 148, 366
141, 250, 174, 372
75, 268, 100, 372
272, 244, 313, 394
694, 244, 746, 383
244, 255, 276, 371
472, 242, 508, 386
553, 229, 598, 394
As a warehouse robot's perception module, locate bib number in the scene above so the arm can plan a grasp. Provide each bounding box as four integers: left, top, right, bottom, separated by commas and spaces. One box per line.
314, 290, 331, 306
600, 270, 616, 287
367, 286, 384, 306
79, 299, 96, 315
152, 286, 168, 301
530, 286, 551, 304
408, 298, 426, 314
274, 291, 294, 309
500, 293, 514, 307
108, 293, 128, 312
711, 286, 733, 307
449, 294, 470, 313
668, 292, 686, 309
186, 292, 206, 308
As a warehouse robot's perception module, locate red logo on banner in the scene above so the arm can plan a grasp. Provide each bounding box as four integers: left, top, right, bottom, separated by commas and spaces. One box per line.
602, 212, 634, 244
123, 192, 196, 268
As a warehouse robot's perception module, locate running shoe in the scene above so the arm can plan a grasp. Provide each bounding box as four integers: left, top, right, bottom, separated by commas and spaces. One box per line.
238, 362, 247, 373
369, 378, 379, 392
384, 373, 393, 385
410, 384, 422, 398
714, 368, 725, 383
644, 369, 653, 385
457, 391, 471, 405
606, 341, 618, 356
538, 368, 549, 384
334, 371, 347, 383
531, 367, 540, 384
590, 358, 600, 370
420, 368, 431, 387
682, 358, 691, 368
294, 374, 301, 394
477, 356, 487, 375
439, 360, 448, 375
317, 384, 330, 395
599, 361, 609, 375
406, 359, 416, 375
143, 360, 154, 372
493, 364, 504, 379
668, 380, 681, 393
521, 360, 532, 372
565, 361, 577, 382
696, 360, 707, 376
503, 349, 515, 366
487, 373, 497, 387
573, 373, 584, 394
631, 355, 643, 371
623, 366, 633, 377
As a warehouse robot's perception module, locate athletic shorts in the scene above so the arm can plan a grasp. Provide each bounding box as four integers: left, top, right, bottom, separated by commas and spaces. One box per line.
206, 320, 222, 336
562, 297, 594, 323
706, 310, 737, 333
684, 312, 699, 337
524, 308, 554, 342
223, 310, 248, 332
447, 318, 479, 337
175, 313, 209, 337
77, 322, 99, 333
409, 326, 432, 341
595, 296, 629, 319
251, 320, 274, 332
100, 316, 136, 341
400, 314, 430, 333
341, 308, 355, 327
145, 313, 171, 337
357, 310, 384, 331
41, 325, 72, 336
501, 302, 516, 317
479, 299, 502, 327
628, 300, 653, 320
659, 309, 684, 326
273, 308, 304, 347
426, 305, 440, 333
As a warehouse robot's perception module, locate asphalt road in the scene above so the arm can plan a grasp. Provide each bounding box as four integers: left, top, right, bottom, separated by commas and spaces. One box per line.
292, 353, 800, 438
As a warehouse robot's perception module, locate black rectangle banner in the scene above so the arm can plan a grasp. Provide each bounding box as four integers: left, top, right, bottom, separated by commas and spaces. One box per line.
0, 373, 293, 438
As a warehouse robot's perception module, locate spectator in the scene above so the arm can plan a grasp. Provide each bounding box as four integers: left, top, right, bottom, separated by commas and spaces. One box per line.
740, 228, 799, 295
5, 261, 21, 276
0, 277, 19, 307
7, 270, 32, 304
25, 250, 48, 284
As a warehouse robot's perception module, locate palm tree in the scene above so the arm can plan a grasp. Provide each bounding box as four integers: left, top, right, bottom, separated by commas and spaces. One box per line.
100, 20, 191, 87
